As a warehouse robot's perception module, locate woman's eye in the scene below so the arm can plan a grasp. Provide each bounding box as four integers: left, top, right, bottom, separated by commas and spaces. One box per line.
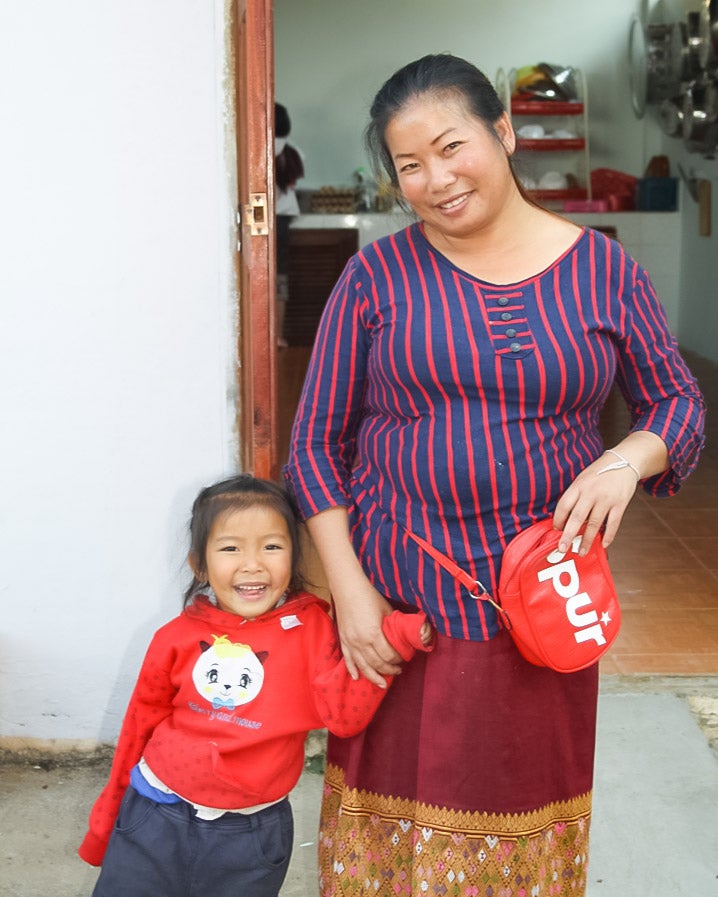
265, 543, 283, 551
220, 546, 238, 552
399, 162, 418, 173
445, 141, 462, 152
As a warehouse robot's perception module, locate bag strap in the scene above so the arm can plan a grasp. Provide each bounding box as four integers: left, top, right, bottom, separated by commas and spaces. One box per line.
404, 530, 507, 619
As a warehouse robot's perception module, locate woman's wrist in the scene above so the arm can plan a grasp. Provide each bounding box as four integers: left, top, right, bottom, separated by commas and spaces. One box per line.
598, 431, 669, 482
596, 448, 641, 480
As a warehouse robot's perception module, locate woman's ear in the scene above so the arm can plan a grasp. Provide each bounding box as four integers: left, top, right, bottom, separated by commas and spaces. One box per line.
495, 112, 517, 156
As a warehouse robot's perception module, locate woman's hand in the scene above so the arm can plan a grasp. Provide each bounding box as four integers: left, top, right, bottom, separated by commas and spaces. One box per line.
553, 431, 669, 555
331, 573, 403, 688
305, 506, 403, 688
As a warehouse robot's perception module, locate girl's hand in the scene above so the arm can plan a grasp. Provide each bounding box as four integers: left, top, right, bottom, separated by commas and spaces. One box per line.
419, 620, 434, 647
332, 573, 403, 688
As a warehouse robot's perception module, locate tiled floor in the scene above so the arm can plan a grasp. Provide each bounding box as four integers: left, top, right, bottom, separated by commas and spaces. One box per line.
278, 347, 718, 676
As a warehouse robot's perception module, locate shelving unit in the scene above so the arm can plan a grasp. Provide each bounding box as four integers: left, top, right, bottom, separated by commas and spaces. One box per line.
496, 68, 592, 204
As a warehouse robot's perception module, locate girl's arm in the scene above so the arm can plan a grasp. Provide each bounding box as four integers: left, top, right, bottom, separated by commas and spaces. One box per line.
306, 506, 404, 687
78, 642, 175, 866
310, 602, 433, 737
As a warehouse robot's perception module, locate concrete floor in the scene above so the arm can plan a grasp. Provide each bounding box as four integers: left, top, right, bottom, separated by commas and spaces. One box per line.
1, 677, 716, 897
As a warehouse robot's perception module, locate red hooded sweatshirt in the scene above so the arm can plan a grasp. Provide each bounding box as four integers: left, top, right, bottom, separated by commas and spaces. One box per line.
79, 592, 430, 865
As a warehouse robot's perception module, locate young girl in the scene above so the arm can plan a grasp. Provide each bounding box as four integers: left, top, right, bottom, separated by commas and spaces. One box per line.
79, 474, 432, 897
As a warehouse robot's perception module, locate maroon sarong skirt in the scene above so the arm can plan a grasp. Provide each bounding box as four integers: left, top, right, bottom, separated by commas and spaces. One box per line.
318, 629, 599, 896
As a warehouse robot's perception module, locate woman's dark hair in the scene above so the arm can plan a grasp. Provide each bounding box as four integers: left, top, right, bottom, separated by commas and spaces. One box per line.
365, 53, 528, 206
183, 474, 304, 605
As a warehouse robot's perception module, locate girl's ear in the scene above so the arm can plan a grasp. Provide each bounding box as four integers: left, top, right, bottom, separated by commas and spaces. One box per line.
495, 112, 516, 156
188, 551, 204, 578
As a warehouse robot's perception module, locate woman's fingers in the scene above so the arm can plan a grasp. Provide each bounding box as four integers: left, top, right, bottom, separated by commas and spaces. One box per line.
554, 462, 638, 554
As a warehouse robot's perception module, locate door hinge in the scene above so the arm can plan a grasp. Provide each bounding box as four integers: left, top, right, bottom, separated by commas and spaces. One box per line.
243, 193, 268, 237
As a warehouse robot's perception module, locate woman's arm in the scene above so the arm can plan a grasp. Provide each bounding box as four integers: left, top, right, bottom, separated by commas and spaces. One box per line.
554, 248, 705, 556
552, 429, 668, 555
306, 506, 404, 688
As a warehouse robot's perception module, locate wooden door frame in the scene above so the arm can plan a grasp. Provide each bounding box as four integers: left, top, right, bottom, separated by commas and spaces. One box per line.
233, 0, 278, 479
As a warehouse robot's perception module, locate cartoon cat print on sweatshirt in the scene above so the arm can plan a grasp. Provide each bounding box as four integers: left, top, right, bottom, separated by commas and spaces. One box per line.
192, 634, 269, 711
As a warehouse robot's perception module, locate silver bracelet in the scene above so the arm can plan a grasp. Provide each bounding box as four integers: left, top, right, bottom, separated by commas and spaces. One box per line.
596, 448, 641, 480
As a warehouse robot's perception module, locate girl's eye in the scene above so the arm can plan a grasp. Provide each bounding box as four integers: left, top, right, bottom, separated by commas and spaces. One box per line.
265, 543, 284, 551
220, 546, 238, 552
398, 161, 418, 174
445, 141, 462, 152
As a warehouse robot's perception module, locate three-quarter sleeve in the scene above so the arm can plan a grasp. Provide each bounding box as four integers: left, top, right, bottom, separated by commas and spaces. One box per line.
284, 255, 370, 520
614, 261, 705, 496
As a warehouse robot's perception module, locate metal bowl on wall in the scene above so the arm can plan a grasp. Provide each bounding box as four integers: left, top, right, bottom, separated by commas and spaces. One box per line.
630, 1, 718, 157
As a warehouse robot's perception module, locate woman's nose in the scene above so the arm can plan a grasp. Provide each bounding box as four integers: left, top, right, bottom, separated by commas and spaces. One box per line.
426, 158, 456, 191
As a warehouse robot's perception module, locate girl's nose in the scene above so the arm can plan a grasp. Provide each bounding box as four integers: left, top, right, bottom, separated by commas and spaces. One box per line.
241, 551, 262, 571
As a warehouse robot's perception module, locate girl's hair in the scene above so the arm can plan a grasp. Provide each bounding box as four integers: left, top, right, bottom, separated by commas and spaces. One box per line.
365, 53, 531, 208
183, 474, 304, 606
274, 101, 305, 193
275, 102, 291, 138
276, 144, 305, 193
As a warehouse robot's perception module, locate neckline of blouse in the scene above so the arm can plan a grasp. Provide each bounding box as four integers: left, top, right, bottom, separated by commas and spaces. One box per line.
413, 221, 589, 289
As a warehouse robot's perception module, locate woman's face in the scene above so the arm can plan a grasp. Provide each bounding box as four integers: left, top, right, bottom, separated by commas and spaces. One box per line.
385, 92, 516, 240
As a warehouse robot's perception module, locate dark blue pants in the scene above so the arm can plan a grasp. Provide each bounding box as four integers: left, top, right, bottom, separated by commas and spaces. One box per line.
92, 788, 293, 897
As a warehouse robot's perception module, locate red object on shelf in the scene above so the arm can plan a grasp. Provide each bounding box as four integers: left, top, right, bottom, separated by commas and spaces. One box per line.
563, 199, 609, 213
590, 168, 638, 212
527, 188, 588, 202
518, 138, 586, 151
511, 100, 584, 116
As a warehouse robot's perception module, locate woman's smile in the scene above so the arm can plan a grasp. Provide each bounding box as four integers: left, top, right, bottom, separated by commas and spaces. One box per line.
436, 191, 473, 211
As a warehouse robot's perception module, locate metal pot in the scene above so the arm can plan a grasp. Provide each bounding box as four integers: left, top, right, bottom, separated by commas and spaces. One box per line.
645, 22, 680, 102
686, 5, 712, 73
709, 0, 718, 76
682, 78, 718, 155
658, 97, 684, 136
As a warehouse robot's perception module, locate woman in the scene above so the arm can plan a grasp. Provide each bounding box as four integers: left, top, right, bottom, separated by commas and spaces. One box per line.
284, 54, 705, 896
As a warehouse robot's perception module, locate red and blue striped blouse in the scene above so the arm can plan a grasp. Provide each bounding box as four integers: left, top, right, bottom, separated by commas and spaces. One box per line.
284, 224, 705, 641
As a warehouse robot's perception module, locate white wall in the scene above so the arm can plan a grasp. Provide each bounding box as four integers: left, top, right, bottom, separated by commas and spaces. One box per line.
0, 1, 238, 748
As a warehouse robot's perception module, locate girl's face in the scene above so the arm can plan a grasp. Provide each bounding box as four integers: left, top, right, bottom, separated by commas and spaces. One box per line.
385, 92, 516, 241
198, 505, 293, 619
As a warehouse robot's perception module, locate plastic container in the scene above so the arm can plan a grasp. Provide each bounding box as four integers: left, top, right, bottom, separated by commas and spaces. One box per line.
636, 177, 678, 211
